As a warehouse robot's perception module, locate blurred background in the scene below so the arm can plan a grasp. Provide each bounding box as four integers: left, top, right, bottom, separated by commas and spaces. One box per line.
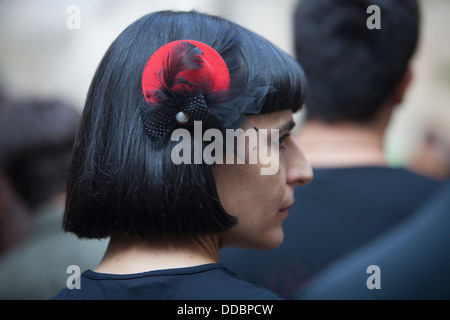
0, 0, 449, 175
0, 0, 449, 299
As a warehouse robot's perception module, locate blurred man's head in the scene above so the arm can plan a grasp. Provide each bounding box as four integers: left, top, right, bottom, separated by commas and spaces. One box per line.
294, 0, 420, 124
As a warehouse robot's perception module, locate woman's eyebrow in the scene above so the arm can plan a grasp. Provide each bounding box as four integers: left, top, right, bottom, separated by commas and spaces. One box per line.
252, 119, 296, 135
277, 119, 296, 133
261, 119, 296, 141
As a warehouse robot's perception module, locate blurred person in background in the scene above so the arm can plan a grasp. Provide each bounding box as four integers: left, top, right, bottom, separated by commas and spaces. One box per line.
408, 129, 450, 180
296, 176, 450, 300
0, 90, 31, 255
220, 0, 443, 299
0, 98, 107, 299
0, 172, 30, 254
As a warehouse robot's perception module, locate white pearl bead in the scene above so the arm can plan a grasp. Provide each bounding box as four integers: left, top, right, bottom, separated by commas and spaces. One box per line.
175, 111, 190, 124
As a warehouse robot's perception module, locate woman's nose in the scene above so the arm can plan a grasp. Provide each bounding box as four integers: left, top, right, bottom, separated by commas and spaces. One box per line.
286, 139, 313, 187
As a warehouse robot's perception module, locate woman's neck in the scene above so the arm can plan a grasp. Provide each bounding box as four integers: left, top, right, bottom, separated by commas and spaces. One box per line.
95, 234, 220, 274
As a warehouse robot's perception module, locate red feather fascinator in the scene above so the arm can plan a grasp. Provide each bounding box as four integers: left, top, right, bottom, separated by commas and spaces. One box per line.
139, 40, 273, 142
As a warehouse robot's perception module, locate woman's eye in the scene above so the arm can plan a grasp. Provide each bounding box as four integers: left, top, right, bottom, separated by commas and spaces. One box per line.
278, 133, 291, 149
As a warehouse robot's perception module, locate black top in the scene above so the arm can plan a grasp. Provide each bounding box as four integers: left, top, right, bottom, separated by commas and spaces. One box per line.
297, 179, 450, 300
52, 263, 282, 300
220, 166, 443, 299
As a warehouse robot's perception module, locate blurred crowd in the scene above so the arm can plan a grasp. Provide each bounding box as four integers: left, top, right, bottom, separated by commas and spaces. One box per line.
0, 91, 107, 299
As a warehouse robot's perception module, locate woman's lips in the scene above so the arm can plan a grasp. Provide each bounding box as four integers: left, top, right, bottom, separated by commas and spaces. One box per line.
279, 203, 294, 216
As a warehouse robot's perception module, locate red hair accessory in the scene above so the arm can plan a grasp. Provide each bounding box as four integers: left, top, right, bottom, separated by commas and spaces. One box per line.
140, 40, 232, 141
142, 40, 230, 103
139, 40, 273, 142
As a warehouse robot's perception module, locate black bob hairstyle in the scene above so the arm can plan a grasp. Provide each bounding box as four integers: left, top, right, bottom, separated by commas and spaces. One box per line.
63, 10, 306, 239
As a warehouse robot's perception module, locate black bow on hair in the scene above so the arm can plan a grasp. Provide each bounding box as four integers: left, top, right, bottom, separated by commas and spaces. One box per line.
140, 93, 223, 142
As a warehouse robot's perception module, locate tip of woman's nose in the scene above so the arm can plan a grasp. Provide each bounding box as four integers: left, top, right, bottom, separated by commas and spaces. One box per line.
289, 166, 313, 187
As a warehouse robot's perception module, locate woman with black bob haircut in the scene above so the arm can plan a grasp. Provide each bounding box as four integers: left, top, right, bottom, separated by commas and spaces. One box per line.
54, 10, 312, 299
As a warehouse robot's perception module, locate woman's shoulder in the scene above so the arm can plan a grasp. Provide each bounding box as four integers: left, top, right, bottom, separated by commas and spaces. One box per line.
188, 263, 284, 300
51, 263, 283, 300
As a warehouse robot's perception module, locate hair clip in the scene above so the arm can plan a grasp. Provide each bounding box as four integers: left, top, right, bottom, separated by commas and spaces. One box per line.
139, 40, 231, 141
142, 40, 230, 103
139, 40, 275, 142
